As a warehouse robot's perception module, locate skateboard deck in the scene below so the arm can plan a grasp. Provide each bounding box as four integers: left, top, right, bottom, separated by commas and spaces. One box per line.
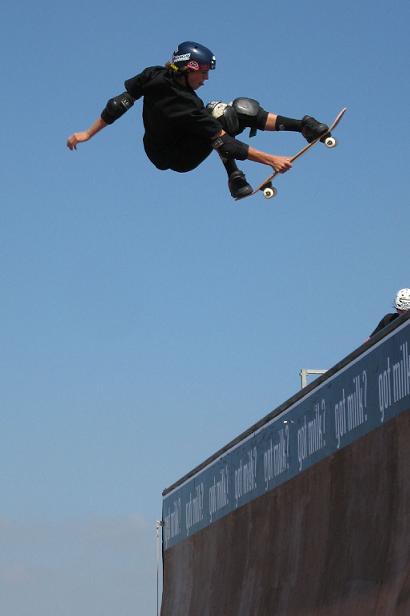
241, 107, 347, 200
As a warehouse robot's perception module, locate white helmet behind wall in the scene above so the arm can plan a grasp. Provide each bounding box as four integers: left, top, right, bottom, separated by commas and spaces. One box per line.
394, 288, 410, 311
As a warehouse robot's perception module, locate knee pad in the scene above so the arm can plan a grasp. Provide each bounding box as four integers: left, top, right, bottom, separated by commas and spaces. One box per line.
207, 98, 268, 137
211, 134, 249, 160
231, 98, 268, 135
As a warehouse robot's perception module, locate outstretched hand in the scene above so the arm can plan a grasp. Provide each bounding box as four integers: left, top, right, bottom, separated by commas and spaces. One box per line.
66, 132, 91, 150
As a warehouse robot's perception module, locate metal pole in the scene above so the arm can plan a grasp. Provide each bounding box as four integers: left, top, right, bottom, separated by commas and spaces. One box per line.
300, 369, 327, 389
156, 520, 164, 616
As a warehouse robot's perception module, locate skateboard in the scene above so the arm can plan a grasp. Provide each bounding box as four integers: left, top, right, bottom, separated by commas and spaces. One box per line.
241, 107, 347, 200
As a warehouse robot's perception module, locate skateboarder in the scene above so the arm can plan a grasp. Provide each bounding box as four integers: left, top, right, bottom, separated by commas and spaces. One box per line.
67, 41, 329, 200
369, 289, 410, 338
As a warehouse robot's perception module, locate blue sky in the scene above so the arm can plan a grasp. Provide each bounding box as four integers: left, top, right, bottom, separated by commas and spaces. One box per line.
1, 0, 409, 613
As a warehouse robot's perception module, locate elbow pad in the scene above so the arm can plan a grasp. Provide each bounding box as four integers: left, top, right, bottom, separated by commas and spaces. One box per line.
101, 92, 134, 124
211, 134, 249, 160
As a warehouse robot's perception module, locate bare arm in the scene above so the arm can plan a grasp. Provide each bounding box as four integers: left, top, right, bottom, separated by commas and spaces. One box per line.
67, 117, 107, 150
247, 145, 292, 173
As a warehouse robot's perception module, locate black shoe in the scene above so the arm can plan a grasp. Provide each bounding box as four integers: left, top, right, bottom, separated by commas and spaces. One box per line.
301, 115, 329, 143
228, 170, 253, 200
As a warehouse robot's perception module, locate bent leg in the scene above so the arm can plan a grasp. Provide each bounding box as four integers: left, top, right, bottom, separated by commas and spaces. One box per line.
207, 98, 328, 141
144, 133, 252, 199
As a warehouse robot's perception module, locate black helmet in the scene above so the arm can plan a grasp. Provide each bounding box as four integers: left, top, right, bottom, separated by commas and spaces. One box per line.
171, 41, 216, 72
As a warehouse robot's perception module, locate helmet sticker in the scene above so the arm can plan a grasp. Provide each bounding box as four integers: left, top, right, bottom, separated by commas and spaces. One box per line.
173, 53, 191, 63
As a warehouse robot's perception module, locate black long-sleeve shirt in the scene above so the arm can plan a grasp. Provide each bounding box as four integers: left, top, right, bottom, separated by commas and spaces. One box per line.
124, 66, 221, 150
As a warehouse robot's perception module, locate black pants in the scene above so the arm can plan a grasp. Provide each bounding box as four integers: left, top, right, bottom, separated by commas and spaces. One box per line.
143, 135, 213, 173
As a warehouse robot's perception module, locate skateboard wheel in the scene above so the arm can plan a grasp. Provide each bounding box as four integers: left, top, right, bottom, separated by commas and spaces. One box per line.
324, 136, 337, 148
263, 186, 277, 199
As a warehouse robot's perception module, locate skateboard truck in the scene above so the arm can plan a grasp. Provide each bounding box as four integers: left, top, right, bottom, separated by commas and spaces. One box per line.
320, 132, 337, 148
260, 181, 278, 199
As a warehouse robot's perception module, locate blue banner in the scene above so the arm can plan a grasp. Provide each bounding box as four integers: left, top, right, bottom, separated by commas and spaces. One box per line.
162, 318, 410, 551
